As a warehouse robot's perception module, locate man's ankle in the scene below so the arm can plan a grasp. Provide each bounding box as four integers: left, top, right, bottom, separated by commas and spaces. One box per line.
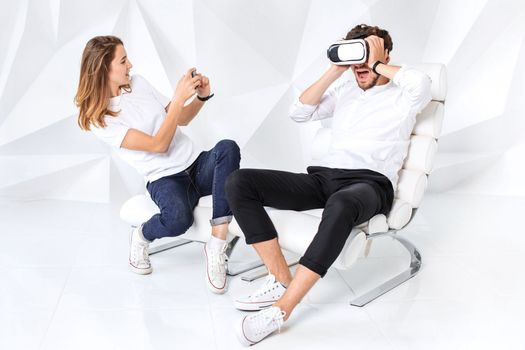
273, 275, 291, 288
271, 303, 290, 321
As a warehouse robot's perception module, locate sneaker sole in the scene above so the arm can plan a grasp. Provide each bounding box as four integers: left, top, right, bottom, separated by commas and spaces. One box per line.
235, 316, 256, 346
129, 263, 152, 275
234, 300, 275, 311
206, 280, 228, 294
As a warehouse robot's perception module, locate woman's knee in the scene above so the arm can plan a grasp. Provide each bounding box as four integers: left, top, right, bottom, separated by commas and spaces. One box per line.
160, 209, 194, 236
215, 139, 240, 160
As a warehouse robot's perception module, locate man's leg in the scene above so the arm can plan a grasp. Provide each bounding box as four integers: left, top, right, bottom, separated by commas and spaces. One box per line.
275, 265, 320, 320
225, 168, 325, 285
251, 238, 293, 286
236, 182, 384, 345
275, 182, 382, 319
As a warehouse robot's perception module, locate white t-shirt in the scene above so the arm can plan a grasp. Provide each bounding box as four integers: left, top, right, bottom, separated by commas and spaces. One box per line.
91, 75, 200, 182
289, 65, 432, 187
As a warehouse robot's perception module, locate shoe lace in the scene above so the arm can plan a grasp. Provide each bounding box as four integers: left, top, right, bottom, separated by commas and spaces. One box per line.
209, 244, 228, 275
252, 307, 286, 336
252, 275, 278, 298
133, 241, 150, 264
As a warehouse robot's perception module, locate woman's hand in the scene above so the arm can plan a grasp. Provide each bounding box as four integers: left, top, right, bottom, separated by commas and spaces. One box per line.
172, 68, 200, 105
195, 73, 211, 98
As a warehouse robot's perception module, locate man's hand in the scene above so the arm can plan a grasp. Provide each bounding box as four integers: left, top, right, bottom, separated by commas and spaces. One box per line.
326, 64, 350, 81
365, 35, 389, 69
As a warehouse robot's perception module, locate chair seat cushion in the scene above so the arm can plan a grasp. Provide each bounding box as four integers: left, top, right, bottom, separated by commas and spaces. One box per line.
120, 192, 412, 239
120, 194, 375, 269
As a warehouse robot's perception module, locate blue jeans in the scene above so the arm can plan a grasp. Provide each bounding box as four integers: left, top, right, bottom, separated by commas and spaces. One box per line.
142, 139, 241, 241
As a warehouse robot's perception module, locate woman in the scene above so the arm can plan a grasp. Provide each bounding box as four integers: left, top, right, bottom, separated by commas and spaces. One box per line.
75, 35, 240, 294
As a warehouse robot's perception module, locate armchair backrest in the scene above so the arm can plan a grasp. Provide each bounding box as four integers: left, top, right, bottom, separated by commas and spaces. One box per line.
395, 63, 446, 208
310, 63, 447, 230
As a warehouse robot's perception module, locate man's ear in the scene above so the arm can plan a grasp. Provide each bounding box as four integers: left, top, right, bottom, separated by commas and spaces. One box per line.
385, 51, 390, 64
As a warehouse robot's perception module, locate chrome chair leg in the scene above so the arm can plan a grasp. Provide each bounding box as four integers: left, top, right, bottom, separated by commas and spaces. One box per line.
149, 238, 193, 255
350, 232, 421, 307
226, 236, 267, 276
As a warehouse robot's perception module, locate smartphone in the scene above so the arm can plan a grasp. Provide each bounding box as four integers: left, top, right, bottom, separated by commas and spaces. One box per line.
191, 69, 199, 89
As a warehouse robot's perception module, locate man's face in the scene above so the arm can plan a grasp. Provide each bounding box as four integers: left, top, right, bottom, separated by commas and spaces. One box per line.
351, 63, 380, 90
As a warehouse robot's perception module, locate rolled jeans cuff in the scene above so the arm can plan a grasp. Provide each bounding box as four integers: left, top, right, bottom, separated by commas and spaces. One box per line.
210, 215, 233, 226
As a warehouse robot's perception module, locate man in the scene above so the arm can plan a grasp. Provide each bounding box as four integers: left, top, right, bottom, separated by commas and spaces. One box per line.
225, 24, 432, 345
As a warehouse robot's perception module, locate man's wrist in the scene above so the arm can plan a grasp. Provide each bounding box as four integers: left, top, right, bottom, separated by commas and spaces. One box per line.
371, 61, 384, 75
327, 65, 347, 78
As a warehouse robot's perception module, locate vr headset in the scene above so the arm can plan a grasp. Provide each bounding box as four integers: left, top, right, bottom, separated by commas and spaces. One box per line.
327, 39, 369, 65
327, 28, 370, 65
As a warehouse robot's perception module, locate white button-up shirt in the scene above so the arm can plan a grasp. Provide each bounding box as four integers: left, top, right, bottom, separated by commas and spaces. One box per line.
289, 65, 432, 188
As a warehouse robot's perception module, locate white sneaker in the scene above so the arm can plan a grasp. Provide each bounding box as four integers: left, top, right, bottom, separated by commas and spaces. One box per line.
236, 306, 286, 346
204, 241, 228, 294
129, 225, 152, 275
234, 274, 286, 311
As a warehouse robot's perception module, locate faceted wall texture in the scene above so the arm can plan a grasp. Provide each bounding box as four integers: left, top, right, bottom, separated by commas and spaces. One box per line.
1, 0, 524, 203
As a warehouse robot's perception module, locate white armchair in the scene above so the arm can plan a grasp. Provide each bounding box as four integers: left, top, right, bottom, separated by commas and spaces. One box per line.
260, 63, 446, 306
120, 62, 446, 305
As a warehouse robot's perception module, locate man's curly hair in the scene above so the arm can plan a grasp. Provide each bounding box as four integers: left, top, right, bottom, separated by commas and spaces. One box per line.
345, 24, 393, 53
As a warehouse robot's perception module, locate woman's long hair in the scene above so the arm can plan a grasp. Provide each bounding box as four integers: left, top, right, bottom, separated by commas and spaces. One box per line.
75, 35, 130, 131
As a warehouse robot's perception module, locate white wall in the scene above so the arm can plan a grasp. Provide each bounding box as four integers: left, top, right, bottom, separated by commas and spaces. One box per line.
1, 0, 524, 204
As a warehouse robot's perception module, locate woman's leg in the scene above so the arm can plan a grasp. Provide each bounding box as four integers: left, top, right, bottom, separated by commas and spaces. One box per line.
191, 139, 241, 239
128, 172, 198, 275
189, 139, 240, 293
142, 172, 199, 240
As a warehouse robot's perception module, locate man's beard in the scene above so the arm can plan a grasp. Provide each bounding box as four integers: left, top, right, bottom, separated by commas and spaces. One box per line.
357, 73, 380, 90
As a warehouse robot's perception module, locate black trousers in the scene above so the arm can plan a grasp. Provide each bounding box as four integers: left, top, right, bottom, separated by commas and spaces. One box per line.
225, 166, 394, 277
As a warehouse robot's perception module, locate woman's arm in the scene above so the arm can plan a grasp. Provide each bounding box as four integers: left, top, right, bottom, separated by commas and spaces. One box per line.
121, 68, 201, 153
175, 72, 212, 126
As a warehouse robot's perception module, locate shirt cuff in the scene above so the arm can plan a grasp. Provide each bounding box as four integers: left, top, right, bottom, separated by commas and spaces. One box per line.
115, 127, 131, 148
392, 64, 408, 86
292, 99, 318, 113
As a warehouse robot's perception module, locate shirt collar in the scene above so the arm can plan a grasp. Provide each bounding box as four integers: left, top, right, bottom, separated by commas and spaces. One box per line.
109, 87, 130, 107
360, 80, 393, 95
109, 95, 121, 107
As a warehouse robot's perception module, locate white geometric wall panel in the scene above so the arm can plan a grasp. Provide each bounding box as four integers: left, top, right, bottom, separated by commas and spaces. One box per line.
1, 0, 524, 203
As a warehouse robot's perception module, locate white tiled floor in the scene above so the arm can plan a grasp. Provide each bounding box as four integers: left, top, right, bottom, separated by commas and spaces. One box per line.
0, 193, 524, 349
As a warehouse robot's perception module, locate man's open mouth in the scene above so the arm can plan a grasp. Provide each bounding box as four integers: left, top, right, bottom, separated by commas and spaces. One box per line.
356, 69, 370, 80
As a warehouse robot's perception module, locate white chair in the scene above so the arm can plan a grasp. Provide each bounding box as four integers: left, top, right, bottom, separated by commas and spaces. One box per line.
120, 62, 446, 305
120, 192, 263, 276
250, 63, 446, 306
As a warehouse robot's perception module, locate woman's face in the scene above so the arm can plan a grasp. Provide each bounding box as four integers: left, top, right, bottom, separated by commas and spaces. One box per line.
108, 44, 132, 89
